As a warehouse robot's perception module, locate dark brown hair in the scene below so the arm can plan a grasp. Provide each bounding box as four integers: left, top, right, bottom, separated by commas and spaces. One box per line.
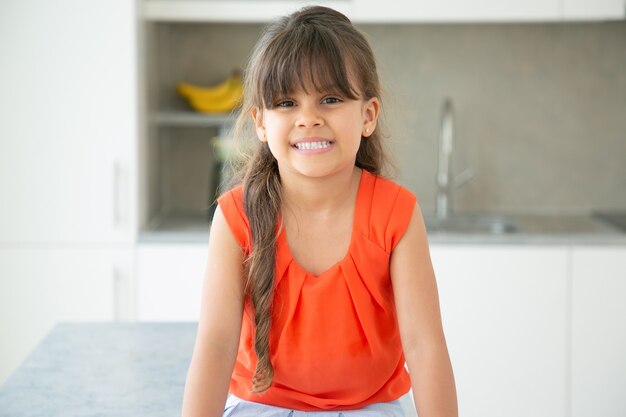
227, 5, 390, 393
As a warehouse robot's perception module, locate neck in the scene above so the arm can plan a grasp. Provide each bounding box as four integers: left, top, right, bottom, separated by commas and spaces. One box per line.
280, 167, 362, 214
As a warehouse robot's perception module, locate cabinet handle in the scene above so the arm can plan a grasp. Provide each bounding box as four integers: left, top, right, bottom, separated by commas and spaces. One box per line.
113, 267, 123, 321
113, 161, 124, 229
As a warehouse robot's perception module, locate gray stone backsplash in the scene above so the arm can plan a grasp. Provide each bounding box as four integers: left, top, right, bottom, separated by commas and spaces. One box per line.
153, 21, 626, 216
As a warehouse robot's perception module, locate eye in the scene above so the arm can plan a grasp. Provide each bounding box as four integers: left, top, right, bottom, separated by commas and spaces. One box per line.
321, 96, 342, 105
275, 99, 295, 108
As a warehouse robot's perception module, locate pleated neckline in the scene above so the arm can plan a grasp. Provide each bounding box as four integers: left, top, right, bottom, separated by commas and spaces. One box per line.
278, 170, 370, 279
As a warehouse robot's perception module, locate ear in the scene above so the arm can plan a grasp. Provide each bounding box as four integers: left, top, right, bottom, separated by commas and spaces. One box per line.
250, 106, 267, 142
361, 97, 380, 138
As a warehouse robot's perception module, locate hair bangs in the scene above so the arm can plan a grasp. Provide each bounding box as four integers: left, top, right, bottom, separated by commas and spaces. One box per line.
258, 24, 360, 108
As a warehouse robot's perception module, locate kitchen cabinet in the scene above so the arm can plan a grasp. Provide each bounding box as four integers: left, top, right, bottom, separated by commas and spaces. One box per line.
0, 0, 138, 387
431, 244, 568, 417
563, 0, 625, 20
141, 0, 624, 22
137, 243, 208, 321
571, 246, 626, 417
354, 0, 561, 22
0, 247, 133, 384
0, 0, 137, 244
358, 0, 625, 21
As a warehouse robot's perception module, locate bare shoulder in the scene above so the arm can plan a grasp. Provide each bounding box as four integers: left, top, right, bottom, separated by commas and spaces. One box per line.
209, 204, 245, 260
390, 202, 445, 352
392, 202, 430, 263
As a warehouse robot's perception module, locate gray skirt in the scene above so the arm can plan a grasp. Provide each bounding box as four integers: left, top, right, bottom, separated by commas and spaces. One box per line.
223, 394, 409, 417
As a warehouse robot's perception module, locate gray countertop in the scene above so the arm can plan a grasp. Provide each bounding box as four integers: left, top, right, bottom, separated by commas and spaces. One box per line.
0, 323, 196, 417
424, 212, 626, 245
0, 323, 418, 417
139, 212, 626, 245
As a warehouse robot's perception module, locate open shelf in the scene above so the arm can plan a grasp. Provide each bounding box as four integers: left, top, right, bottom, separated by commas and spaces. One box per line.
153, 110, 235, 128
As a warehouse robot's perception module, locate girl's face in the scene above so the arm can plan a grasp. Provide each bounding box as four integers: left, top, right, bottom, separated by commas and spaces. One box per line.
251, 83, 379, 181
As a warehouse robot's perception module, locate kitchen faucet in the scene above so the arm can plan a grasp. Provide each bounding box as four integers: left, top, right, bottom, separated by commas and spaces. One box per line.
435, 98, 474, 220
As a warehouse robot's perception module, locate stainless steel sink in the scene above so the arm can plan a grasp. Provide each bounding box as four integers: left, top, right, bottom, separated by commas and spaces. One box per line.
512, 214, 623, 234
423, 214, 519, 234
423, 213, 623, 235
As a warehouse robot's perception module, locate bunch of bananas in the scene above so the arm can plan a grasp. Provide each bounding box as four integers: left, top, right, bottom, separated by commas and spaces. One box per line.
177, 71, 244, 113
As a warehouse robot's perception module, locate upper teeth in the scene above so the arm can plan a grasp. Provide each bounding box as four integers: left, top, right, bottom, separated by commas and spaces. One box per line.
295, 141, 331, 150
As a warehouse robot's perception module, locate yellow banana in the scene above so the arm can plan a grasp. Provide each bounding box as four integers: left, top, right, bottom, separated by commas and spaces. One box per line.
177, 71, 244, 113
177, 72, 239, 102
188, 81, 244, 113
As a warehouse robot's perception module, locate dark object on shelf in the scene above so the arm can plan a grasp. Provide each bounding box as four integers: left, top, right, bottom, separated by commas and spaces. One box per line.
207, 159, 223, 222
592, 211, 626, 232
207, 137, 236, 222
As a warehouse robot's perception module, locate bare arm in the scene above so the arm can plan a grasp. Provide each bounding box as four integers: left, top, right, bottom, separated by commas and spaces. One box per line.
390, 203, 458, 417
181, 206, 246, 417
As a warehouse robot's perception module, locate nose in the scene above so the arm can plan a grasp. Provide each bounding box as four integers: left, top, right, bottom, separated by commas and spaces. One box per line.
295, 103, 323, 129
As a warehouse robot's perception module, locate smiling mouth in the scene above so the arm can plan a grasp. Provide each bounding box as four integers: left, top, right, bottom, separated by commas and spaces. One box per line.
293, 141, 333, 150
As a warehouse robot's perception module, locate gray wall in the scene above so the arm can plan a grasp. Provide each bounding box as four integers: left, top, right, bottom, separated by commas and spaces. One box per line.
155, 21, 626, 216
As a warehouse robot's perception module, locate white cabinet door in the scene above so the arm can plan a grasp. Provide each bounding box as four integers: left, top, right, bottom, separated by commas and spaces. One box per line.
137, 243, 208, 321
563, 0, 625, 20
571, 246, 626, 417
354, 0, 561, 22
0, 247, 133, 384
0, 0, 137, 244
430, 244, 568, 417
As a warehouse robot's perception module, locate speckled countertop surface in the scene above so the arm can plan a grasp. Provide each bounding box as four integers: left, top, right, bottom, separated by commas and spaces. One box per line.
0, 323, 196, 417
0, 323, 418, 417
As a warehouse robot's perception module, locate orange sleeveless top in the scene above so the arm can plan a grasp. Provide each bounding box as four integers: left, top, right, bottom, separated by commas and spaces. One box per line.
217, 170, 416, 411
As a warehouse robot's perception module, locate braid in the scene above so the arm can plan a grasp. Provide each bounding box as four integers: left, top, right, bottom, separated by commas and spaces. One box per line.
242, 145, 281, 392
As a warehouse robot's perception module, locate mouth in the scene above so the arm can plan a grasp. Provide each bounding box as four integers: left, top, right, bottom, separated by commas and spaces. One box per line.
292, 140, 334, 150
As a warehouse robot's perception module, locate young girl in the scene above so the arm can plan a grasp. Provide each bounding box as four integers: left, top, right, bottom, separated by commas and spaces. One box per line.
182, 6, 457, 417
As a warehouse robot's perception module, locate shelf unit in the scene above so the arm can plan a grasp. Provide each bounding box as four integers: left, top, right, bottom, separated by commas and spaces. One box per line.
143, 109, 235, 239
138, 18, 263, 240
